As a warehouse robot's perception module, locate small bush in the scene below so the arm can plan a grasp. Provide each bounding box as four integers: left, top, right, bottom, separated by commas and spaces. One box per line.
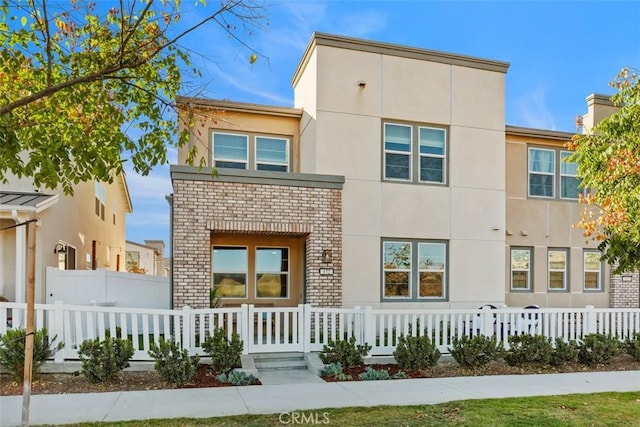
577, 334, 621, 365
358, 367, 391, 381
550, 338, 579, 367
148, 338, 199, 386
0, 328, 63, 382
202, 328, 243, 374
449, 335, 501, 369
504, 335, 553, 367
624, 333, 640, 361
394, 333, 441, 370
319, 336, 371, 368
78, 336, 134, 383
215, 369, 256, 386
320, 362, 344, 377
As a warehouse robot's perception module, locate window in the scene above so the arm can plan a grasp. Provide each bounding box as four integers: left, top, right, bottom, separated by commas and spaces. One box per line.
510, 248, 532, 291
94, 182, 106, 221
560, 151, 581, 199
256, 247, 289, 298
126, 251, 140, 273
382, 240, 447, 301
528, 147, 582, 199
112, 201, 117, 225
528, 148, 555, 197
256, 137, 289, 172
384, 122, 447, 184
86, 253, 92, 270
212, 132, 290, 171
212, 246, 248, 298
548, 249, 568, 291
584, 251, 603, 291
56, 243, 76, 270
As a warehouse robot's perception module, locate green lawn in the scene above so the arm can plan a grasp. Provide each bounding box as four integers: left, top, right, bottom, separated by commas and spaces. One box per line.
58, 392, 640, 426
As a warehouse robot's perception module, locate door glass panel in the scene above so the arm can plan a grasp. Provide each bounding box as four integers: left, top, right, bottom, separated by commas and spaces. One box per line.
256, 248, 288, 298
212, 247, 247, 298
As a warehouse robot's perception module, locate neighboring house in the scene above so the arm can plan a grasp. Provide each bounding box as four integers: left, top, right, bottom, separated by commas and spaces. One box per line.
170, 32, 638, 310
0, 174, 132, 304
125, 240, 169, 277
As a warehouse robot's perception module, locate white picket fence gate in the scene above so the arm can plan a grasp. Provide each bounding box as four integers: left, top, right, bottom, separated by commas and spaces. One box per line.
1, 302, 639, 362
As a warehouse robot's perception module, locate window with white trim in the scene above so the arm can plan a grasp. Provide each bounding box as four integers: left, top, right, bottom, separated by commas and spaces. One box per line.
256, 247, 289, 298
510, 248, 532, 291
383, 122, 447, 184
94, 182, 106, 221
584, 251, 603, 291
212, 132, 290, 172
382, 240, 447, 301
560, 151, 581, 199
548, 249, 568, 291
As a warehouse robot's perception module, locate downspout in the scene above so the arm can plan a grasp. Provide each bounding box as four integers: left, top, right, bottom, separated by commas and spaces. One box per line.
11, 209, 25, 326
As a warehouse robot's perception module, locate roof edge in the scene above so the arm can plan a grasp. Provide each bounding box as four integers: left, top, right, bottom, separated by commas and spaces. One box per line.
506, 125, 575, 141
176, 96, 301, 118
293, 32, 510, 87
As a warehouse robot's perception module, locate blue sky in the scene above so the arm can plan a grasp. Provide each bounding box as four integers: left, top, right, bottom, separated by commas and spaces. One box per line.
124, 0, 640, 256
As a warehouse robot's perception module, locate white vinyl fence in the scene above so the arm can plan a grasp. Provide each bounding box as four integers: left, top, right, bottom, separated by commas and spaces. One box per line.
1, 302, 639, 362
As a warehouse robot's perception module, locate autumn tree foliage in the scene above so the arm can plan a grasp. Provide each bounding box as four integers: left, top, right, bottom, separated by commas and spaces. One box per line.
0, 0, 263, 194
568, 67, 640, 272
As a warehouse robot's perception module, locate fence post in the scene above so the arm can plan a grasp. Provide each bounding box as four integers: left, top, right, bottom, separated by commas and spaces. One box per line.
353, 306, 362, 344
182, 306, 191, 352
481, 306, 494, 337
53, 300, 65, 363
364, 306, 375, 350
240, 304, 249, 355
585, 305, 597, 335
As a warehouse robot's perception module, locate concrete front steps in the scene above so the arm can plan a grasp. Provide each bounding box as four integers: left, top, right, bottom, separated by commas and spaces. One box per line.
247, 352, 326, 385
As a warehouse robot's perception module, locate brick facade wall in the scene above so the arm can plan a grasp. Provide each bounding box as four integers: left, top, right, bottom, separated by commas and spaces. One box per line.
609, 267, 640, 308
172, 177, 342, 309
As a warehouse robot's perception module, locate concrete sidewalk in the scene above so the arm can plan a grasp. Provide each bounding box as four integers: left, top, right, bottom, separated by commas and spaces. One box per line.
1, 371, 639, 426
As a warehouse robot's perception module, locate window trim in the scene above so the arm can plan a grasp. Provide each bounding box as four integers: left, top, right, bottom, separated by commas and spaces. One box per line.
528, 147, 556, 199
212, 245, 249, 299
254, 136, 290, 172
583, 250, 604, 292
548, 248, 569, 292
255, 246, 290, 299
510, 247, 533, 292
212, 132, 249, 170
382, 121, 448, 185
211, 131, 292, 172
381, 239, 448, 302
95, 182, 106, 221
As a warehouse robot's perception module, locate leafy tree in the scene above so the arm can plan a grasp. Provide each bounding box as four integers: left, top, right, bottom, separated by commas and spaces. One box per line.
0, 0, 264, 194
569, 68, 640, 272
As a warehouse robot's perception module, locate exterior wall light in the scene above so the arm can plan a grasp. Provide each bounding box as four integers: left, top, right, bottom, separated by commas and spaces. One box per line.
322, 249, 333, 263
54, 243, 66, 254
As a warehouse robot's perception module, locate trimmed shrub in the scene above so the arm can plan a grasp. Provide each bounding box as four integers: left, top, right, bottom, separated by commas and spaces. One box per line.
319, 336, 371, 368
550, 338, 579, 367
78, 336, 134, 383
148, 338, 200, 386
320, 362, 344, 377
215, 369, 256, 386
624, 333, 640, 361
504, 335, 553, 367
577, 334, 621, 365
202, 327, 243, 374
0, 328, 63, 382
449, 335, 501, 368
358, 367, 391, 381
394, 333, 440, 370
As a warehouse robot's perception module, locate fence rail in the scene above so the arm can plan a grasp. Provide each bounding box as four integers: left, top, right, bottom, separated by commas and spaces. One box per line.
1, 302, 639, 362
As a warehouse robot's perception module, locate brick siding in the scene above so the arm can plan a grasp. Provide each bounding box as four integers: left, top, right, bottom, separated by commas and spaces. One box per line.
609, 267, 640, 308
172, 177, 342, 309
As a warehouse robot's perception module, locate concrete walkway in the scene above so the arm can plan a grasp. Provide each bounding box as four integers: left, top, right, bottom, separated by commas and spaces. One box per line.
1, 370, 639, 426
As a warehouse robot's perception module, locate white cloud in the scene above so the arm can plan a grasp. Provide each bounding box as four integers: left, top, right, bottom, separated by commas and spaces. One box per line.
124, 166, 172, 202
336, 9, 388, 38
515, 86, 557, 130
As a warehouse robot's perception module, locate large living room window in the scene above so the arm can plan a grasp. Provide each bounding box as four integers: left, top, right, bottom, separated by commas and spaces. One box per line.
383, 122, 447, 184
212, 132, 289, 171
528, 147, 582, 199
256, 247, 289, 298
212, 246, 248, 298
382, 240, 447, 301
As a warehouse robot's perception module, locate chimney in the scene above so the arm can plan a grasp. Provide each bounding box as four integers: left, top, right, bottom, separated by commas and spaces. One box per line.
581, 93, 618, 132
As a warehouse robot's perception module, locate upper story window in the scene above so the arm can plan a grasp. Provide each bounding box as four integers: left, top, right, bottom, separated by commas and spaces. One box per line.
212, 132, 289, 172
94, 182, 106, 221
383, 122, 447, 184
528, 147, 582, 200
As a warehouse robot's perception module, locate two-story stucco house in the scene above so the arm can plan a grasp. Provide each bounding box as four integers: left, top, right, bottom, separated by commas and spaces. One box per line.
169, 33, 638, 311
0, 174, 132, 306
